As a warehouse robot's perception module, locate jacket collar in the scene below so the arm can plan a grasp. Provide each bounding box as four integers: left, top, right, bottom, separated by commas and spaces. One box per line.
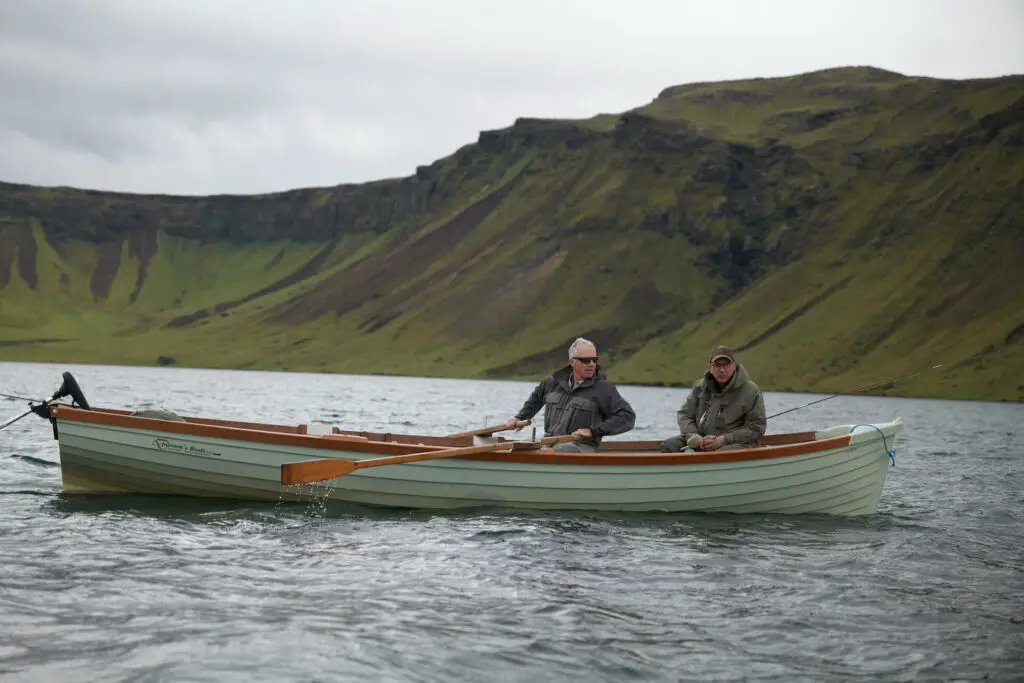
553, 364, 606, 387
703, 362, 750, 395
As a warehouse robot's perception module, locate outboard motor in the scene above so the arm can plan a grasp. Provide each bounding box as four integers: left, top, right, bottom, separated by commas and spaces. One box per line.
38, 371, 90, 439
1, 371, 90, 438
51, 371, 90, 410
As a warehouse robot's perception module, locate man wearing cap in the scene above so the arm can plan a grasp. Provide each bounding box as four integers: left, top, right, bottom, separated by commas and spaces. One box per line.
660, 346, 767, 453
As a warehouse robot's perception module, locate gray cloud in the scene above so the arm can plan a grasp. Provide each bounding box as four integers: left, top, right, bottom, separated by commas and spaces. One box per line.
1, 0, 1021, 195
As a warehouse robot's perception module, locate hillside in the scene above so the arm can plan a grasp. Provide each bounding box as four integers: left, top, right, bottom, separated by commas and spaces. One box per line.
1, 66, 1022, 401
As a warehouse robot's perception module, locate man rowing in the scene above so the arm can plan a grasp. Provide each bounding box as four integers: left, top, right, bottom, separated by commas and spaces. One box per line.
504, 337, 636, 452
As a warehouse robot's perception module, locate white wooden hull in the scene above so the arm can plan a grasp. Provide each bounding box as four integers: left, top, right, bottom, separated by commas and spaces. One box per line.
53, 409, 904, 516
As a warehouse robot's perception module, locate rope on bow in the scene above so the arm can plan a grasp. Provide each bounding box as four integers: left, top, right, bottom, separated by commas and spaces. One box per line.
850, 424, 896, 467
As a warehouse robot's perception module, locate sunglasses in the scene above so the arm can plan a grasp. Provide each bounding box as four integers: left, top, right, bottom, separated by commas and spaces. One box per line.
711, 360, 734, 369
572, 357, 599, 364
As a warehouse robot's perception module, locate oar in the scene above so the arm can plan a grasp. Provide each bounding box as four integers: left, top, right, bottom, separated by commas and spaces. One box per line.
0, 399, 53, 431
445, 419, 531, 438
0, 408, 35, 431
281, 433, 579, 485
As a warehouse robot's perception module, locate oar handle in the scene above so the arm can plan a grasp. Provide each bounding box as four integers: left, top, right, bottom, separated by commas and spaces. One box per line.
515, 433, 580, 449
445, 419, 531, 438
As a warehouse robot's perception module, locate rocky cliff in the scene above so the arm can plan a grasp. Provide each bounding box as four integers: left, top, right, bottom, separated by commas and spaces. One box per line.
2, 66, 1022, 401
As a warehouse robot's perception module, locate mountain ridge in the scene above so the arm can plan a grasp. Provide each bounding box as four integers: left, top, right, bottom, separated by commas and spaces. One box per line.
2, 66, 1022, 401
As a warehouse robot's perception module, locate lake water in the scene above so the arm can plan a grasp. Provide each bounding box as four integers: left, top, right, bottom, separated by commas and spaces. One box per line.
1, 361, 1021, 682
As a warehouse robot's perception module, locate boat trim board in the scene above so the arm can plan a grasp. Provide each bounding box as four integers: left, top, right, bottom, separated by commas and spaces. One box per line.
52, 406, 852, 467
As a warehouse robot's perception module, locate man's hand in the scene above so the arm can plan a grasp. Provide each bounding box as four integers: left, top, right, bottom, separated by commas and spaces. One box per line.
702, 435, 728, 450
571, 428, 592, 439
686, 434, 702, 450
504, 417, 525, 431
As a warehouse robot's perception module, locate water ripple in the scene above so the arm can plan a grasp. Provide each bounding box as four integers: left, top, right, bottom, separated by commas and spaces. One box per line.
1, 361, 1022, 682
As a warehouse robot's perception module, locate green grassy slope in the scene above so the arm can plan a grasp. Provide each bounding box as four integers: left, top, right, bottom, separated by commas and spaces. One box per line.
1, 67, 1022, 400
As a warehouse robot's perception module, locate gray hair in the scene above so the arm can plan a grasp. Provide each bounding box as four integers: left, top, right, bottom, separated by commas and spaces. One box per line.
568, 337, 597, 359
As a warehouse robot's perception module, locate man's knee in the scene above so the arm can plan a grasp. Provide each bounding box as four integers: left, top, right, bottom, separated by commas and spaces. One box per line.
660, 435, 686, 453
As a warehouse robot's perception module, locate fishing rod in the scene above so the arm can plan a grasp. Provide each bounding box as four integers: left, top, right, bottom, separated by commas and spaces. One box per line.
762, 363, 945, 423
0, 391, 43, 402
690, 363, 945, 446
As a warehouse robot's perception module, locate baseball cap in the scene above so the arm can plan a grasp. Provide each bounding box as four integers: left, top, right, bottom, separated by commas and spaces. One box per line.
709, 346, 735, 363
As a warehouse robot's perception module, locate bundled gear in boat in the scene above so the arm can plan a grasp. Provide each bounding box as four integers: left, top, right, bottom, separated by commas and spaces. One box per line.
130, 408, 185, 421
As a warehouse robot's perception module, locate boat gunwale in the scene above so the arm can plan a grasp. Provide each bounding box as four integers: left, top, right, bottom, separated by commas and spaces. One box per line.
52, 406, 861, 467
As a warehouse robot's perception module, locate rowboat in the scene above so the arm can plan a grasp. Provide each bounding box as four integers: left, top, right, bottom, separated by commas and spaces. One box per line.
29, 378, 904, 516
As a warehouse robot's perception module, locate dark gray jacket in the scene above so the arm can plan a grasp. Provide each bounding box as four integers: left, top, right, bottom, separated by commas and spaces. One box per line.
677, 363, 766, 447
515, 365, 636, 447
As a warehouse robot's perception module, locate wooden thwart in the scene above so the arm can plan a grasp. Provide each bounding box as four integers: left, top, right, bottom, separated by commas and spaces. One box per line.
445, 419, 531, 439
281, 433, 578, 485
320, 433, 369, 442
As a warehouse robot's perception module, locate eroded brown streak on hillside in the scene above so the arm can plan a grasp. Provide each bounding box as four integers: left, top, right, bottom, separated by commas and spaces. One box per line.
0, 220, 38, 289
344, 160, 608, 337
1005, 323, 1024, 346
0, 338, 64, 346
361, 202, 566, 337
950, 320, 1024, 370
427, 211, 553, 339
265, 249, 285, 269
128, 228, 159, 303
165, 239, 340, 328
90, 240, 122, 300
480, 279, 687, 378
273, 178, 520, 326
736, 276, 854, 353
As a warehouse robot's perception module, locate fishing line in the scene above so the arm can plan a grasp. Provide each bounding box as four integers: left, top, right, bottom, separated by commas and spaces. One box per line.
0, 392, 43, 402
763, 363, 945, 423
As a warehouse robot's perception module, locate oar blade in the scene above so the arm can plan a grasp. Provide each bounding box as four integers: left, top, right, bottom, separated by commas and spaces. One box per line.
281, 457, 357, 485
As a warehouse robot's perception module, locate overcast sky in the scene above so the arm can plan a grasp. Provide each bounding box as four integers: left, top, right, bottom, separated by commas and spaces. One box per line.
1, 0, 1021, 196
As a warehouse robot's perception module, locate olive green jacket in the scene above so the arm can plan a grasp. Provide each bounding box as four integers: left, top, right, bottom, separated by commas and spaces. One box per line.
676, 363, 766, 447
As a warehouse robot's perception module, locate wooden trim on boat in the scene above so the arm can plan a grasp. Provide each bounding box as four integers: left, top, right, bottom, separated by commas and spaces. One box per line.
761, 432, 818, 445
53, 406, 431, 456
77, 407, 308, 434
334, 431, 470, 448
52, 406, 852, 466
68, 408, 817, 449
469, 434, 851, 465
593, 432, 817, 451
67, 409, 471, 447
